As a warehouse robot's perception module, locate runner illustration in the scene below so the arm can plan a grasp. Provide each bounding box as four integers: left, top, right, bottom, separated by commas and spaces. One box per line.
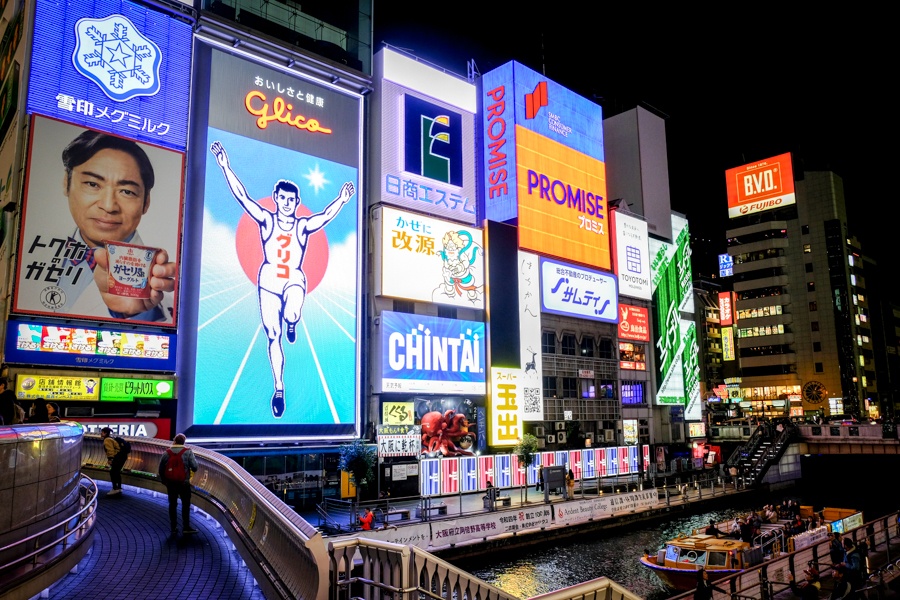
210, 141, 355, 418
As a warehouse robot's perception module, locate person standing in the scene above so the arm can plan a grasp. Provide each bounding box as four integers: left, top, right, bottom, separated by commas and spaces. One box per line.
100, 427, 126, 496
158, 433, 199, 535
565, 468, 576, 500
829, 566, 854, 600
829, 532, 846, 567
0, 376, 17, 425
536, 465, 544, 492
359, 508, 374, 531
840, 538, 863, 591
694, 568, 726, 600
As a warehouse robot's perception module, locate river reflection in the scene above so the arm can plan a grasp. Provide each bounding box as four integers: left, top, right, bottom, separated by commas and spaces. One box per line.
454, 503, 759, 600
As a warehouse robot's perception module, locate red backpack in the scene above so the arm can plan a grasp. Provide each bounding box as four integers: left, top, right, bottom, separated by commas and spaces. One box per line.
164, 448, 187, 482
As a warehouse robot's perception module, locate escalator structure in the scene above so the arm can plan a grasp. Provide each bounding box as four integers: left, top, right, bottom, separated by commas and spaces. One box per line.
725, 422, 796, 487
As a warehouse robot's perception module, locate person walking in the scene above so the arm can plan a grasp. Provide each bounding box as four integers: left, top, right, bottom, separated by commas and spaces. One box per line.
159, 433, 199, 535
694, 568, 726, 600
100, 427, 126, 496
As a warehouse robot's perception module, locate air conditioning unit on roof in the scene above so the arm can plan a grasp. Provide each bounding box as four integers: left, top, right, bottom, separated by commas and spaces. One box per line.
555, 422, 566, 431
557, 431, 567, 444
533, 426, 546, 437
546, 434, 556, 444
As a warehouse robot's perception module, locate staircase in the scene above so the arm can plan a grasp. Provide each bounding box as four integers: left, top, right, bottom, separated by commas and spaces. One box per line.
726, 421, 796, 486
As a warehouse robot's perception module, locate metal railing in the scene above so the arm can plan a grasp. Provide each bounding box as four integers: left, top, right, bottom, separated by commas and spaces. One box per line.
0, 476, 98, 598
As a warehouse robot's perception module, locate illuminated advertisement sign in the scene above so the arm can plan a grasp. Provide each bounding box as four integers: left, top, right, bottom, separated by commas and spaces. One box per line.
379, 311, 485, 394
489, 366, 522, 447
382, 401, 415, 425
725, 152, 795, 219
372, 49, 477, 224
77, 417, 169, 438
27, 0, 192, 151
15, 374, 100, 400
611, 211, 651, 300
184, 45, 363, 436
482, 61, 610, 270
618, 342, 646, 371
618, 304, 650, 342
722, 326, 736, 361
100, 377, 174, 401
518, 251, 543, 421
13, 116, 184, 327
376, 424, 421, 457
649, 214, 699, 407
688, 422, 706, 438
375, 206, 484, 308
718, 253, 733, 278
4, 317, 176, 371
718, 292, 734, 326
539, 256, 617, 322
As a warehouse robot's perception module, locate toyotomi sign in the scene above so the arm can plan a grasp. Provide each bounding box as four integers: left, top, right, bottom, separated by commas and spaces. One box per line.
611, 211, 651, 300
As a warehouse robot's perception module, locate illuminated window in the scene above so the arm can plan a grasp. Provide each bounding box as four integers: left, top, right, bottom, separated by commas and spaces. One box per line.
855, 315, 860, 326
858, 293, 866, 302
859, 356, 865, 367
857, 335, 862, 346
848, 255, 855, 266
862, 335, 870, 344
580, 379, 596, 399
860, 314, 868, 323
815, 362, 824, 373
862, 376, 868, 387
850, 274, 857, 286
803, 244, 812, 253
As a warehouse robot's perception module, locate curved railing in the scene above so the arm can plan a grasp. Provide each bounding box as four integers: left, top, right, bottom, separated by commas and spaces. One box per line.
666, 510, 900, 600
0, 475, 97, 599
328, 536, 643, 600
80, 433, 330, 600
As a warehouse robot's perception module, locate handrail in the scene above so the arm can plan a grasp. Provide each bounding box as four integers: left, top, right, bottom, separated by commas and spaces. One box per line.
0, 476, 98, 594
80, 433, 330, 600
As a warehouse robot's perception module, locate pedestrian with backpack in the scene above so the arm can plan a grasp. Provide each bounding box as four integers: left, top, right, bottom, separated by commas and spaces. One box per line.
100, 427, 129, 496
159, 433, 199, 536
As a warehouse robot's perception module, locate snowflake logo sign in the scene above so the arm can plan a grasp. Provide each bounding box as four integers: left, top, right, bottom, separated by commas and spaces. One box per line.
72, 14, 162, 102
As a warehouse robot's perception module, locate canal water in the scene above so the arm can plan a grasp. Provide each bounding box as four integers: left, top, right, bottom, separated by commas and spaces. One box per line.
452, 456, 897, 600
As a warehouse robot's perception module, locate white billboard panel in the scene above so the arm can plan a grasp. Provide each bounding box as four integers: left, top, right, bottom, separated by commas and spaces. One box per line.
518, 251, 543, 421
375, 206, 484, 308
612, 211, 651, 300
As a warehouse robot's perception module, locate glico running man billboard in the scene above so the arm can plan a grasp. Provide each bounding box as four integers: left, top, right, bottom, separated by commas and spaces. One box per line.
481, 61, 609, 270
182, 44, 363, 440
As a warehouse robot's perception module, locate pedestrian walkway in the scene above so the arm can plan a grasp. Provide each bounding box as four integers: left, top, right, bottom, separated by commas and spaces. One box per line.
38, 481, 265, 600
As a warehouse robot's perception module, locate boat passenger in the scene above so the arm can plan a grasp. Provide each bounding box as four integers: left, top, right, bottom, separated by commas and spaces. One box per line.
705, 520, 725, 537
789, 567, 821, 600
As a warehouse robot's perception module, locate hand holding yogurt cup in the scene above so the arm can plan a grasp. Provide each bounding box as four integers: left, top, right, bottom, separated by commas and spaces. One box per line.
91, 242, 177, 317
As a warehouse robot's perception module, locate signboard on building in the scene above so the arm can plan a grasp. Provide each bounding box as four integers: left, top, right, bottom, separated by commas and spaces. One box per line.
27, 0, 192, 151
618, 304, 650, 342
371, 49, 478, 224
378, 311, 485, 394
611, 211, 651, 300
539, 256, 617, 323
489, 367, 522, 447
374, 206, 484, 308
725, 152, 796, 219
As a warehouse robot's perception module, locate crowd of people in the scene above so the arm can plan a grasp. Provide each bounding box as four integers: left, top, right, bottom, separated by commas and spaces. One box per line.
0, 378, 62, 426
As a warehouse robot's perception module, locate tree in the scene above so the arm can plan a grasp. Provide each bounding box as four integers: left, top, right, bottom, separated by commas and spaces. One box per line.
514, 434, 540, 502
338, 439, 376, 503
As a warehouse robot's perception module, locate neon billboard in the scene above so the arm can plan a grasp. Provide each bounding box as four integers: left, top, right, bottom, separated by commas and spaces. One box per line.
725, 152, 795, 219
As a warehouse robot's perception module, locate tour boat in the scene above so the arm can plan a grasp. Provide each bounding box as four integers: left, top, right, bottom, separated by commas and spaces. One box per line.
639, 507, 863, 591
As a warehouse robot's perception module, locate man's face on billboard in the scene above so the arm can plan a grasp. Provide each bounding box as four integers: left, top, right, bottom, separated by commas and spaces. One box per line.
65, 148, 150, 248
275, 189, 299, 218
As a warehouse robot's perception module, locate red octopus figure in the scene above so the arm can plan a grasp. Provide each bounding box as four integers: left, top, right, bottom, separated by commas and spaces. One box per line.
420, 409, 476, 456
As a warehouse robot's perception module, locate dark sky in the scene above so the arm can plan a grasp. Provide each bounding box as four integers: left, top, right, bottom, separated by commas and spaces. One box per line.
373, 5, 895, 298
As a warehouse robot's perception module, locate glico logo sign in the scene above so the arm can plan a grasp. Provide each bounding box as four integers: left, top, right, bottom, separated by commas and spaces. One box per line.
244, 90, 334, 134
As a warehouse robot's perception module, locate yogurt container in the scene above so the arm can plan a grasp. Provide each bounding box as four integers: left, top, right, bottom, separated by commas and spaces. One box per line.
105, 240, 160, 298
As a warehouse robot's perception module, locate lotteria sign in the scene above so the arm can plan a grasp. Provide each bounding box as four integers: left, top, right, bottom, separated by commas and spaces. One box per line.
482, 61, 610, 270
725, 152, 795, 219
27, 0, 192, 151
379, 311, 485, 394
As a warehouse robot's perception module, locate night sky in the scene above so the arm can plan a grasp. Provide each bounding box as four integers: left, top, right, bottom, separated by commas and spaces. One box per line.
373, 5, 896, 302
